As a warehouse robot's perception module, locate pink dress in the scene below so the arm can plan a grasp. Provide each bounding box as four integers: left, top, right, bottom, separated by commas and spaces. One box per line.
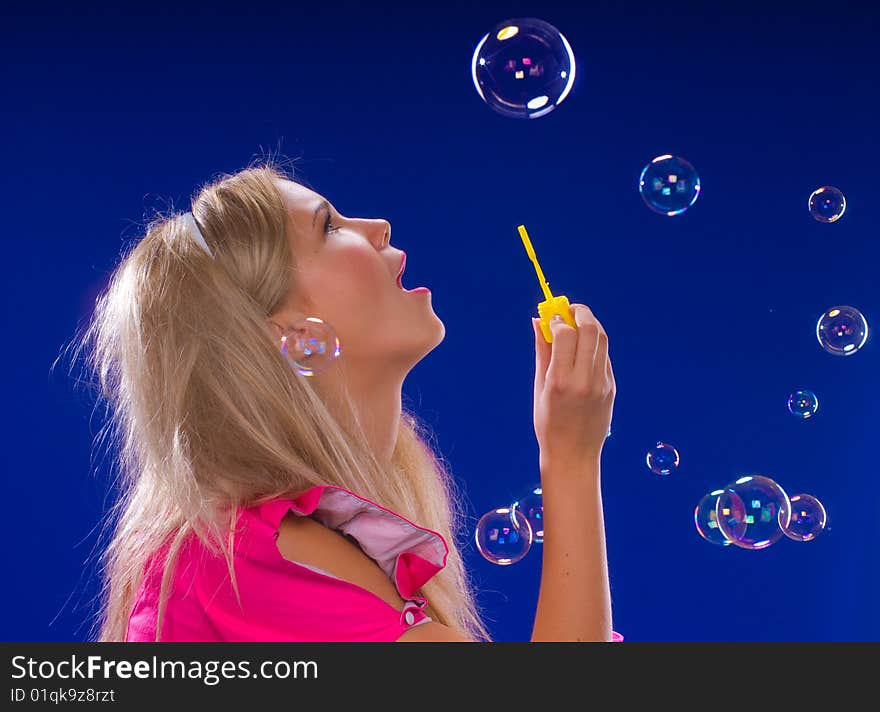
125, 484, 623, 642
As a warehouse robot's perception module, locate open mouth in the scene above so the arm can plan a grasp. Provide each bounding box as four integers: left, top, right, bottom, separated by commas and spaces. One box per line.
396, 252, 429, 293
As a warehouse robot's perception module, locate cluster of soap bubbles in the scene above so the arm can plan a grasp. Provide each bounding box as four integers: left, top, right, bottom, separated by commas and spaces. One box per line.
695, 475, 827, 548
475, 485, 543, 565
468, 16, 866, 565
470, 17, 854, 224
647, 442, 831, 548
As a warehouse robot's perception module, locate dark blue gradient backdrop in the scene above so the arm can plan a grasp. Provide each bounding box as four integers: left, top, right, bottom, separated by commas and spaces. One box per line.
5, 0, 878, 641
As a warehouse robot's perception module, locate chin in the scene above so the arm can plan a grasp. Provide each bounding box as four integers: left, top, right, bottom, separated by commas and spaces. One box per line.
410, 314, 445, 364
430, 311, 446, 345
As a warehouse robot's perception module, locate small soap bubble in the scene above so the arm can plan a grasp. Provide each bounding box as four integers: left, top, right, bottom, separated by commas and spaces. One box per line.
280, 317, 341, 376
638, 155, 701, 216
715, 475, 792, 550
788, 389, 819, 419
782, 493, 828, 542
808, 186, 846, 223
511, 485, 544, 543
471, 17, 576, 119
816, 306, 869, 356
475, 508, 533, 565
646, 442, 680, 476
694, 489, 742, 546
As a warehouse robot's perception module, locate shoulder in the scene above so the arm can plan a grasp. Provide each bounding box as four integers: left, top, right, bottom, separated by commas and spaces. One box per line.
274, 507, 407, 612
245, 485, 450, 639
249, 484, 450, 601
130, 485, 458, 642
227, 484, 450, 641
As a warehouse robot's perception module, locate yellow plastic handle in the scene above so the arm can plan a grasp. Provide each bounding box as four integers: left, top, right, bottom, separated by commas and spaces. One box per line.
537, 295, 577, 343
518, 224, 577, 343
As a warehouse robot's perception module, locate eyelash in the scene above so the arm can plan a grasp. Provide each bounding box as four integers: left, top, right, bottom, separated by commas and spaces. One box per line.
324, 213, 341, 234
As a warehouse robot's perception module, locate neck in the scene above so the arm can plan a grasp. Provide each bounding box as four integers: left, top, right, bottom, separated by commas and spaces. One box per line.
321, 363, 404, 470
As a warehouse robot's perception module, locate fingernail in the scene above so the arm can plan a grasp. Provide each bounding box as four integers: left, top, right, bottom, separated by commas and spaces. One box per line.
552, 314, 562, 323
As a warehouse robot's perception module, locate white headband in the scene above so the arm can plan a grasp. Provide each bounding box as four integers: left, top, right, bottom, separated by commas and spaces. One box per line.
183, 212, 214, 258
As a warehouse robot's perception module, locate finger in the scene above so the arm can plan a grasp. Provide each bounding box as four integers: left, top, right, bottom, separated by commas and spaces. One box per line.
533, 317, 550, 390
545, 313, 578, 383
571, 304, 600, 380
583, 305, 608, 377
606, 355, 616, 393
593, 327, 609, 389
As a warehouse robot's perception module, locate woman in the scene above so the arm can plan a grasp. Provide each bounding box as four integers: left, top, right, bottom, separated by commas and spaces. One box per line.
72, 161, 618, 642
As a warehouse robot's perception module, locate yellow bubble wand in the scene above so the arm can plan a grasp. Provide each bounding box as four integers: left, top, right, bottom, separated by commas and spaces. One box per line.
518, 224, 578, 343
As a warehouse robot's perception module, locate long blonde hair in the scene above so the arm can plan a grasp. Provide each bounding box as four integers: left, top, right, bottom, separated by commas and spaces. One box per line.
62, 158, 490, 642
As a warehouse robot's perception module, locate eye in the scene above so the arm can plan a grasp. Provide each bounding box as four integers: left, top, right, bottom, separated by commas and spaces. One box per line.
324, 212, 341, 234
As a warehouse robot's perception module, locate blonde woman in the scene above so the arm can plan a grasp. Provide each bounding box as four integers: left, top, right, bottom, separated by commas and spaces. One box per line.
71, 161, 619, 642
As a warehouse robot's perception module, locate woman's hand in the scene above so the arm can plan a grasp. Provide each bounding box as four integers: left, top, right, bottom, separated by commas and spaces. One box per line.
532, 303, 616, 474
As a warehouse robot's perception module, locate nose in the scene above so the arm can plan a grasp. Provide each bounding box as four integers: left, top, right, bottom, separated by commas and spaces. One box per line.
372, 218, 391, 248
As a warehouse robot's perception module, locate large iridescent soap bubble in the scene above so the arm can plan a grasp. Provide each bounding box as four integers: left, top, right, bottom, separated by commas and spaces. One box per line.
816, 306, 869, 356
280, 317, 341, 376
475, 507, 533, 565
808, 186, 846, 223
471, 17, 576, 119
715, 475, 792, 550
639, 155, 701, 216
782, 494, 828, 542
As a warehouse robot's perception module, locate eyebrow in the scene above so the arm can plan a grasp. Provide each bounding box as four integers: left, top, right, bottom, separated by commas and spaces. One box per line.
311, 200, 330, 230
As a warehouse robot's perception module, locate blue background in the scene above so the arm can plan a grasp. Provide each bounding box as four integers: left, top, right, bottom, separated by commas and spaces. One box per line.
4, 0, 877, 641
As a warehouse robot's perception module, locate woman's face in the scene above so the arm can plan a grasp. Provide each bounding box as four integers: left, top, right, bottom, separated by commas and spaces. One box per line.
269, 179, 445, 373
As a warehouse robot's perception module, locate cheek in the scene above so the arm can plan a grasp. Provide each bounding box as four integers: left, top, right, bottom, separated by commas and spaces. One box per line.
320, 252, 386, 299
306, 251, 393, 326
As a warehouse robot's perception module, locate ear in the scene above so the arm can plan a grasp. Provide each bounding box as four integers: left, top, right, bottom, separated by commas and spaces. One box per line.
266, 318, 285, 341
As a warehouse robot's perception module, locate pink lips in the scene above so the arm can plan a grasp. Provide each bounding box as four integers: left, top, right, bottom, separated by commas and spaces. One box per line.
396, 251, 430, 294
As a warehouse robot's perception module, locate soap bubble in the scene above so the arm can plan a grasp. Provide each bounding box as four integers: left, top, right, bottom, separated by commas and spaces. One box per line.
782, 494, 828, 542
788, 389, 819, 419
511, 485, 544, 543
715, 475, 792, 550
808, 186, 846, 223
475, 507, 533, 565
646, 442, 680, 476
816, 306, 869, 356
280, 317, 341, 376
638, 155, 701, 216
471, 17, 576, 119
694, 489, 742, 546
